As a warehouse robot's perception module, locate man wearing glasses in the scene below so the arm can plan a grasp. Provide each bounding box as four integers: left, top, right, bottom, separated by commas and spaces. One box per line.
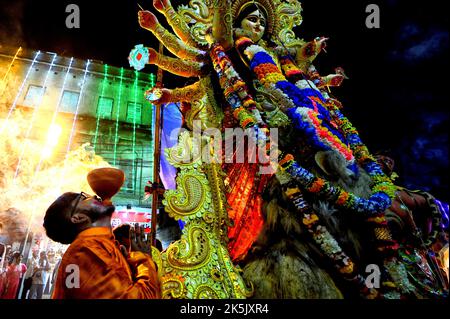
43, 192, 161, 299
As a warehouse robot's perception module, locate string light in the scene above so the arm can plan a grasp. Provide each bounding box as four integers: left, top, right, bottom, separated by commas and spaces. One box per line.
93, 64, 109, 150
113, 67, 124, 166
0, 50, 41, 135
34, 57, 74, 172
132, 70, 139, 191
14, 53, 57, 180
65, 60, 91, 155
0, 46, 22, 96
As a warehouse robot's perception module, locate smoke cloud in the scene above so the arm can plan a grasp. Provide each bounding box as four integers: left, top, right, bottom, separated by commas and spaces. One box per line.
0, 109, 111, 245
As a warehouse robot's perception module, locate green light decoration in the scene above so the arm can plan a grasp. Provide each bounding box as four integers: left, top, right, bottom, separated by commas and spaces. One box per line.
132, 70, 138, 193
113, 67, 124, 167
149, 73, 156, 87
93, 64, 108, 151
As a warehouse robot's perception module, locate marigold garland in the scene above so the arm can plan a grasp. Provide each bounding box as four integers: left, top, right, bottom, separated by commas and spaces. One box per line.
226, 36, 428, 298
242, 42, 355, 164
211, 37, 409, 298
235, 37, 398, 215
210, 43, 258, 129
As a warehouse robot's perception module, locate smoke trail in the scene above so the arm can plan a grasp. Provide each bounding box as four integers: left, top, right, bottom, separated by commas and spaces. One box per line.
0, 110, 111, 244
0, 1, 25, 48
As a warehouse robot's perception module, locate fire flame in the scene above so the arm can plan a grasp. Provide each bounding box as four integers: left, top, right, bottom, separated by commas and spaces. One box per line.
0, 110, 111, 244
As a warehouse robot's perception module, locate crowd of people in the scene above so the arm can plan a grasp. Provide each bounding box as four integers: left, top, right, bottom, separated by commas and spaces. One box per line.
0, 245, 62, 299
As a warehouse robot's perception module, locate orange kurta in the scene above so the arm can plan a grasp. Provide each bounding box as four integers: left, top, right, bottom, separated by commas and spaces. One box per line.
52, 227, 160, 299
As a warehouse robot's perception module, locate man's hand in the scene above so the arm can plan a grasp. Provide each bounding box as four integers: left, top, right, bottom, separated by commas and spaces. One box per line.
113, 224, 132, 257
130, 225, 152, 255
138, 10, 158, 31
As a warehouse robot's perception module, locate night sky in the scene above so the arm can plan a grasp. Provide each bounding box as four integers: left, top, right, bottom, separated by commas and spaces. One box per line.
1, 0, 449, 200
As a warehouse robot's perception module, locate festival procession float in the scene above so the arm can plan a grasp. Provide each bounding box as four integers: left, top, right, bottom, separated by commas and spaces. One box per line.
126, 0, 448, 299
0, 0, 447, 300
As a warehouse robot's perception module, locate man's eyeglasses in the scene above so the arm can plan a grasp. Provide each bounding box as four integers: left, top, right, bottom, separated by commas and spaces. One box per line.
70, 192, 102, 216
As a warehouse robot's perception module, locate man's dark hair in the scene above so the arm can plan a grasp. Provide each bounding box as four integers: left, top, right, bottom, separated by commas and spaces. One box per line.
11, 251, 21, 260
43, 192, 80, 244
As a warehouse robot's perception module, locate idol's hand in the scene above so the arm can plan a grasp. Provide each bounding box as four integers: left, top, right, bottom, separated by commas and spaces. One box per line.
153, 0, 171, 12
328, 74, 345, 87
153, 88, 172, 106
315, 37, 329, 52
145, 88, 173, 106
130, 225, 152, 255
138, 10, 158, 31
146, 47, 158, 63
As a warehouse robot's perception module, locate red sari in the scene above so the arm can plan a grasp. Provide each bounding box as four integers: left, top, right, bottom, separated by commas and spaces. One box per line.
0, 271, 5, 296
1, 263, 26, 299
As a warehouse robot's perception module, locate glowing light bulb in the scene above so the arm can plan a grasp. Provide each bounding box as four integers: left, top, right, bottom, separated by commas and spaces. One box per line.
41, 124, 62, 159
41, 147, 53, 159
46, 124, 62, 145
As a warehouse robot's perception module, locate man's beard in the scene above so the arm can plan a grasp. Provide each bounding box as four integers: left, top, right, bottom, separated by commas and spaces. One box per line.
89, 204, 115, 222
104, 205, 115, 215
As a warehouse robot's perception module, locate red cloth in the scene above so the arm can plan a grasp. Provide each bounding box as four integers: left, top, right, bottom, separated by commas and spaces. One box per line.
225, 162, 268, 261
221, 110, 271, 261
1, 263, 26, 299
0, 272, 5, 296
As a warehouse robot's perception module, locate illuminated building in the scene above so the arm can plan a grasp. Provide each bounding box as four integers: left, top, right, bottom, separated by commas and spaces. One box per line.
0, 46, 156, 209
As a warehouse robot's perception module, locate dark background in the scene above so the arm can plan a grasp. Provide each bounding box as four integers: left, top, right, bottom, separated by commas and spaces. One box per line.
1, 0, 448, 200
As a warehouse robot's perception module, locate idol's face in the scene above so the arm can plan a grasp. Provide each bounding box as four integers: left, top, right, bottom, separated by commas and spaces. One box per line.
240, 9, 266, 42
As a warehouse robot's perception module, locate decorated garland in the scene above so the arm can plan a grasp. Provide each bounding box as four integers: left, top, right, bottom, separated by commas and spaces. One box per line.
236, 39, 354, 160
210, 43, 260, 130
210, 38, 399, 219
234, 36, 398, 217
211, 41, 384, 296
284, 185, 380, 298
209, 38, 415, 297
